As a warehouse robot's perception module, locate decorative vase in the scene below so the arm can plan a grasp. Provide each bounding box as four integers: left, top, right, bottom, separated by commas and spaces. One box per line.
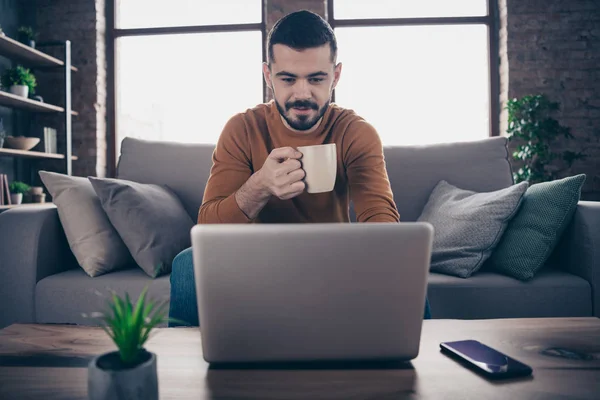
32, 193, 46, 203
9, 85, 29, 98
10, 193, 23, 205
29, 186, 44, 196
88, 350, 158, 400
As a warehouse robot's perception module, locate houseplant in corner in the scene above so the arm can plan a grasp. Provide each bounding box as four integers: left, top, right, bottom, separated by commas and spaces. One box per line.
8, 181, 30, 205
506, 94, 586, 184
87, 286, 174, 400
1, 65, 37, 98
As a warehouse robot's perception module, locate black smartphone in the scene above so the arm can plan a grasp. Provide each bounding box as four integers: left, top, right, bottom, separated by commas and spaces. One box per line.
440, 340, 533, 379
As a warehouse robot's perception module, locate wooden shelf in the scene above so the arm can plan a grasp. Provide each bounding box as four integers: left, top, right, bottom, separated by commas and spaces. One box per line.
0, 148, 78, 160
0, 34, 77, 71
0, 203, 53, 210
0, 90, 78, 115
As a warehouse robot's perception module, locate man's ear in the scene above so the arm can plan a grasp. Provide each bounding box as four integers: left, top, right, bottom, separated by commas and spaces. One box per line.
332, 62, 342, 90
262, 62, 273, 91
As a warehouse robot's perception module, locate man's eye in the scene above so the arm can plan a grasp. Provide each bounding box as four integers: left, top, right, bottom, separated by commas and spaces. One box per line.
309, 78, 324, 83
282, 78, 295, 83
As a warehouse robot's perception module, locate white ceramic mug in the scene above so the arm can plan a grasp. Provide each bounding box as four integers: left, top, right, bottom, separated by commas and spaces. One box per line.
296, 143, 337, 194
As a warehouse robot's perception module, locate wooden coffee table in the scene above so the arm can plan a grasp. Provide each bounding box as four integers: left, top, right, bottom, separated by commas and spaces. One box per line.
1, 318, 599, 399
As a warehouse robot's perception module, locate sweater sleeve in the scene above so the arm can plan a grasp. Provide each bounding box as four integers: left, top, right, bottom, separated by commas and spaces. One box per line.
198, 115, 254, 224
343, 119, 400, 223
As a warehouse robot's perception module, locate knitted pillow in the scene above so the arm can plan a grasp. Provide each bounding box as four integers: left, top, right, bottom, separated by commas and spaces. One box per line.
487, 174, 586, 280
417, 180, 528, 278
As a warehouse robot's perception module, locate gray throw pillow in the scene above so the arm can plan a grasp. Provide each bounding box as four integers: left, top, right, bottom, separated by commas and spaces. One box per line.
417, 180, 528, 278
88, 177, 194, 278
39, 171, 133, 277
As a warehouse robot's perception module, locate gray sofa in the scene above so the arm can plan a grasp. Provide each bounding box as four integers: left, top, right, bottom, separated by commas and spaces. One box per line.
0, 136, 598, 328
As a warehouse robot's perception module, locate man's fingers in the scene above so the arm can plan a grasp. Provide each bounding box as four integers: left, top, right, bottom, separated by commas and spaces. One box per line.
269, 147, 303, 161
280, 159, 302, 174
278, 181, 306, 200
285, 168, 306, 184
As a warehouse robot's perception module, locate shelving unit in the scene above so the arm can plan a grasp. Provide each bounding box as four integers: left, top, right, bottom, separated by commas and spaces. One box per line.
0, 33, 77, 210
0, 202, 52, 211
0, 34, 77, 71
0, 90, 78, 114
0, 148, 78, 160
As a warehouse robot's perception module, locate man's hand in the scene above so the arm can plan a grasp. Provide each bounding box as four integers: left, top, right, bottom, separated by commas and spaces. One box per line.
256, 147, 306, 200
234, 147, 306, 220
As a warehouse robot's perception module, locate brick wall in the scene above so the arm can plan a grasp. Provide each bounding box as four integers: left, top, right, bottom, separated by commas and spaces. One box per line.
35, 0, 107, 178
499, 0, 600, 200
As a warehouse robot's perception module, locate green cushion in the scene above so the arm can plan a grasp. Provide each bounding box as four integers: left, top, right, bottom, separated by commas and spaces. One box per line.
487, 174, 586, 281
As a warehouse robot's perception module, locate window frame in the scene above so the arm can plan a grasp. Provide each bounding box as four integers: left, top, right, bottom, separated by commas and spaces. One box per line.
106, 1, 499, 176
106, 0, 266, 177
326, 0, 500, 140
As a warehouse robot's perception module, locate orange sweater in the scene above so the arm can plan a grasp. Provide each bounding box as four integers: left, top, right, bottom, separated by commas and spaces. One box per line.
198, 101, 399, 224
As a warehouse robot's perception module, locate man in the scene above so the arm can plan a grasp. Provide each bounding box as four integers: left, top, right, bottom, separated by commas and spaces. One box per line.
169, 10, 431, 326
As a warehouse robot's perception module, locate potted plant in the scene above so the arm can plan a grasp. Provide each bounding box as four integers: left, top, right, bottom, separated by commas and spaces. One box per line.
1, 65, 37, 98
17, 26, 38, 48
9, 181, 30, 205
87, 286, 175, 400
506, 94, 587, 184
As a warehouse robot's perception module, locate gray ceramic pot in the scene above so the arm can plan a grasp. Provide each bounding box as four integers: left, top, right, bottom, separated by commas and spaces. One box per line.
88, 350, 158, 400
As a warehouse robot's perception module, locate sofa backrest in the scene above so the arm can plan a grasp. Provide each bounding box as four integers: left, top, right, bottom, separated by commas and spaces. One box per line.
117, 136, 514, 222
384, 137, 514, 221
117, 137, 214, 221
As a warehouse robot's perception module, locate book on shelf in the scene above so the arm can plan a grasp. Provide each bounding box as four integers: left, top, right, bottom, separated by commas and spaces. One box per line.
0, 174, 11, 206
43, 127, 57, 154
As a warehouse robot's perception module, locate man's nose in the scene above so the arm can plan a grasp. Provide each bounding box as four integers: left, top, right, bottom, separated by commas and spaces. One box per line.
293, 79, 311, 99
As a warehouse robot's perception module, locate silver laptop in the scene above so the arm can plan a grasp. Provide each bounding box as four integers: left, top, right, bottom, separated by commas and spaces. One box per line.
191, 222, 433, 364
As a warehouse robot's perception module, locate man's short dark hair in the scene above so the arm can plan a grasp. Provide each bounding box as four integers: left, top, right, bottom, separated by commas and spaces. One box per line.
267, 10, 337, 65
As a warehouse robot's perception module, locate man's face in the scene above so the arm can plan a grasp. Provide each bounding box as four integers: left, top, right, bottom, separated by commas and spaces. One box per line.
263, 44, 342, 132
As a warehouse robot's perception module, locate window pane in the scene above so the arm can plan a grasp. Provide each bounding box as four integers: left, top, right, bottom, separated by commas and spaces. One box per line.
117, 0, 261, 29
116, 32, 263, 152
334, 25, 490, 146
334, 0, 487, 19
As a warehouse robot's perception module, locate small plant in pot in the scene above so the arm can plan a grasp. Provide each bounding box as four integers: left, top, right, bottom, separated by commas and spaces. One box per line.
17, 26, 38, 48
87, 286, 177, 400
9, 181, 30, 205
1, 65, 37, 98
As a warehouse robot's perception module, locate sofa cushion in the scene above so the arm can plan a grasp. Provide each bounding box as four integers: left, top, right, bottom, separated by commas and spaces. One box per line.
38, 171, 134, 277
383, 136, 514, 222
116, 137, 513, 224
487, 174, 586, 281
116, 137, 215, 222
427, 270, 592, 319
418, 180, 528, 278
89, 177, 194, 278
35, 267, 171, 326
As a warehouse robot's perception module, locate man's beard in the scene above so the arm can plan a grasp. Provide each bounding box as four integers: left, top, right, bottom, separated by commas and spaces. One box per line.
275, 98, 329, 131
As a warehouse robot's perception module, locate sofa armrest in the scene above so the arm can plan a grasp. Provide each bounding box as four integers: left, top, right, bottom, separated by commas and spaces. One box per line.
554, 201, 600, 317
0, 205, 76, 328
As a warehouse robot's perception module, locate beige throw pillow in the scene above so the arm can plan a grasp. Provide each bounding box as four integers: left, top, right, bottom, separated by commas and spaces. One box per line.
39, 171, 134, 277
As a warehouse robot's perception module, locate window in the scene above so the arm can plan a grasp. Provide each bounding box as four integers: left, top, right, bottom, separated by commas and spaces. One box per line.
112, 0, 263, 159
116, 0, 262, 28
116, 32, 262, 147
331, 0, 496, 146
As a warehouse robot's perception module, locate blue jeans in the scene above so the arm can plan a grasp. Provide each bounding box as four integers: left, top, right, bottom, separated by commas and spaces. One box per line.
169, 247, 432, 327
